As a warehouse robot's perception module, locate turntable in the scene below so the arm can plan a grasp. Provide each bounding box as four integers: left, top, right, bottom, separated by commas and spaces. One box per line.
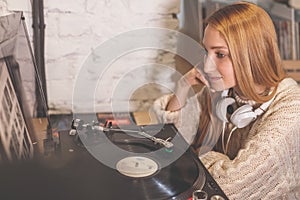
47, 117, 228, 200
0, 117, 228, 200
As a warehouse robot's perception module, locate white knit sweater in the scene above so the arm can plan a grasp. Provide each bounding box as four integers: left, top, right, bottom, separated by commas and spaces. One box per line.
152, 78, 300, 199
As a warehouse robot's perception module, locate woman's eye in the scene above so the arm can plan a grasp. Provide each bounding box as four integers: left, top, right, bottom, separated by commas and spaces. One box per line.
216, 52, 225, 58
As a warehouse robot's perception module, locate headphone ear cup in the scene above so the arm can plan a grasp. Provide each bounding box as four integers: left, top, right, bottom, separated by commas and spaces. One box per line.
216, 97, 236, 122
230, 104, 257, 128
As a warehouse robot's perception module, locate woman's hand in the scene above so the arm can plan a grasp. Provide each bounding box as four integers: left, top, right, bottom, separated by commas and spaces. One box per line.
166, 68, 207, 111
177, 68, 208, 89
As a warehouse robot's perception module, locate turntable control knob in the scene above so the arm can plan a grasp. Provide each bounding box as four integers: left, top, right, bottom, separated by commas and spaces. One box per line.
192, 190, 208, 200
210, 195, 225, 200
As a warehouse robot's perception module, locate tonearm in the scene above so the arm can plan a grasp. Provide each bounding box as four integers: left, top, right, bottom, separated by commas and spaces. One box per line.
69, 119, 174, 148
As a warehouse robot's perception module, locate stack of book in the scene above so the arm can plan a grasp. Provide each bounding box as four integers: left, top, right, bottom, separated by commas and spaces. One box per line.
97, 111, 159, 128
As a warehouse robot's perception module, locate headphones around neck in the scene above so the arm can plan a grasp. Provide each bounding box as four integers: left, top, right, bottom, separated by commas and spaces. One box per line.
216, 89, 275, 128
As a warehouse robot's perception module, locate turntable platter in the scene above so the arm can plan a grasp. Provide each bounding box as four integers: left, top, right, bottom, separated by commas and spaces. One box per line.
82, 124, 207, 199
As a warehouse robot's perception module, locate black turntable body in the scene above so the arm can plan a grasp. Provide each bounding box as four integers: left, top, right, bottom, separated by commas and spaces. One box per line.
0, 123, 228, 200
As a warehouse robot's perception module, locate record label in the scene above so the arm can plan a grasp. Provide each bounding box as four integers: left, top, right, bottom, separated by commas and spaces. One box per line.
116, 156, 158, 178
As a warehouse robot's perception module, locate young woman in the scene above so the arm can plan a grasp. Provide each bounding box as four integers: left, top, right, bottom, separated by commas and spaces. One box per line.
153, 2, 300, 199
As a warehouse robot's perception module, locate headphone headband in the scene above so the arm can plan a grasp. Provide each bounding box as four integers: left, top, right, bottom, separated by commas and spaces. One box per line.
216, 89, 275, 128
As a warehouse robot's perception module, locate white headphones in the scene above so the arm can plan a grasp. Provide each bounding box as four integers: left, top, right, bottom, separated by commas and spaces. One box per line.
216, 89, 275, 128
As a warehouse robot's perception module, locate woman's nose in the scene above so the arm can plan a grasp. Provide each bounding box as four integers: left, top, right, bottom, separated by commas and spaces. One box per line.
203, 55, 216, 73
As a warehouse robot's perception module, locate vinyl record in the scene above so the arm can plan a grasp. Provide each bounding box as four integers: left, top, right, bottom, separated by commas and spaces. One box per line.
112, 149, 206, 200
100, 124, 206, 200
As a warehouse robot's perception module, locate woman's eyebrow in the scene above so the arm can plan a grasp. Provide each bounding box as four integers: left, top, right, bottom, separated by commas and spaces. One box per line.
201, 41, 227, 50
210, 46, 228, 50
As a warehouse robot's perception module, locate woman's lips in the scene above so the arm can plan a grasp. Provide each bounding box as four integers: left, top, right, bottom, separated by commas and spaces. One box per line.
208, 76, 222, 82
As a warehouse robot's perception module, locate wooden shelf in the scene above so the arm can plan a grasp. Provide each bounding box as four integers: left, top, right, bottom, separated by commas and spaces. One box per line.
282, 60, 300, 83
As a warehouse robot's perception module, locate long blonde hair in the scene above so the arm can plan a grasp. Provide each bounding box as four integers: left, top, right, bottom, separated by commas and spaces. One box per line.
207, 2, 286, 102
192, 2, 287, 154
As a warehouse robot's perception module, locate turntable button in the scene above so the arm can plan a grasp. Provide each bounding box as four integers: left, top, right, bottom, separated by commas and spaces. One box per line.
208, 181, 219, 191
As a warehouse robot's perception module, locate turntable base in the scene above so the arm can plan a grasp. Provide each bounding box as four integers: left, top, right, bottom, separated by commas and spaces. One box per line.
0, 123, 228, 200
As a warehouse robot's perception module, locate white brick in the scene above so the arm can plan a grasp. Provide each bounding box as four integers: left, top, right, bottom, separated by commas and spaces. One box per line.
45, 0, 86, 13
46, 57, 83, 80
44, 13, 59, 37
47, 79, 74, 109
45, 36, 91, 59
57, 13, 91, 37
126, 0, 180, 14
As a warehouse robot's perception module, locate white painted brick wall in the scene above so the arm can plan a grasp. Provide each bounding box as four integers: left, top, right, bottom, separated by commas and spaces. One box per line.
2, 0, 181, 114
45, 0, 180, 114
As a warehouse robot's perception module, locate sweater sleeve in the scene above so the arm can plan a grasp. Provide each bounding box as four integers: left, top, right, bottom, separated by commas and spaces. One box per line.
200, 142, 286, 199
200, 81, 300, 199
152, 93, 201, 144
